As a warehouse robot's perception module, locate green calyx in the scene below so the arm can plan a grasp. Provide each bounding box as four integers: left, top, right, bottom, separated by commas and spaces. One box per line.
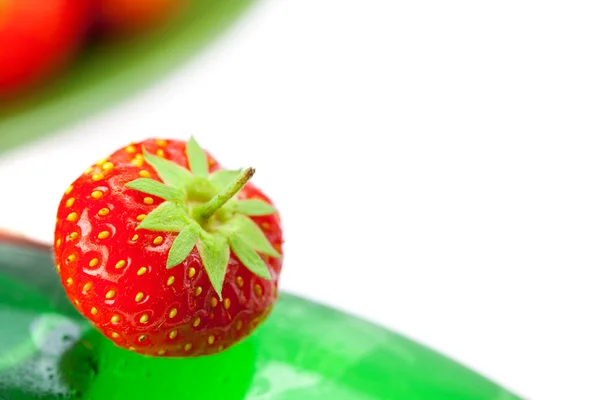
125, 137, 279, 298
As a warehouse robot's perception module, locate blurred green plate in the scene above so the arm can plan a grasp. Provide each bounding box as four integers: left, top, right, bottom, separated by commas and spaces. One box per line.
0, 0, 257, 155
0, 236, 522, 399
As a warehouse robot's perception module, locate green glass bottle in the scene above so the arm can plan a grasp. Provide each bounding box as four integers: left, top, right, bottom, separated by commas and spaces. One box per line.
0, 238, 522, 400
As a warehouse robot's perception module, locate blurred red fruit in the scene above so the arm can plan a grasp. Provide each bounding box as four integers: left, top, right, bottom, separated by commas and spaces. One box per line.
0, 0, 91, 98
92, 0, 185, 36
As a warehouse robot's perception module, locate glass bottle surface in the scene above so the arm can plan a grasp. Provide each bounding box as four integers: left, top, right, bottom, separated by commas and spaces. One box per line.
0, 239, 522, 400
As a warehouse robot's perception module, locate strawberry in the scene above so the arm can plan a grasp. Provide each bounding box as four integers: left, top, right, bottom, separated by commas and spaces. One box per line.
53, 138, 283, 357
0, 0, 92, 98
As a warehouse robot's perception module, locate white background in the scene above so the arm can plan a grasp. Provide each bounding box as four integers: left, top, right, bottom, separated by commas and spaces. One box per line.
1, 1, 598, 399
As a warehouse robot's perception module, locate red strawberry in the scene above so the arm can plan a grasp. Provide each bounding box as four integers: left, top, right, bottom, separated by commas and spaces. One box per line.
0, 0, 92, 97
53, 138, 283, 357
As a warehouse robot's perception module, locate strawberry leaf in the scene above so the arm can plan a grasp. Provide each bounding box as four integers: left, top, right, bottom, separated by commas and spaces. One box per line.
167, 224, 201, 268
220, 215, 280, 258
126, 178, 185, 201
137, 202, 191, 232
209, 170, 241, 191
126, 140, 277, 288
229, 233, 271, 280
186, 137, 209, 178
143, 148, 192, 187
185, 177, 217, 202
236, 199, 276, 216
196, 231, 230, 299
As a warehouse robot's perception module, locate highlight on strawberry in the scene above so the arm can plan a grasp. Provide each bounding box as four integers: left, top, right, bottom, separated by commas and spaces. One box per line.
53, 138, 283, 357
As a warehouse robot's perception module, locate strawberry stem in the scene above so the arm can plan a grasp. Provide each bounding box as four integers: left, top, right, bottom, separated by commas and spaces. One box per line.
194, 167, 255, 222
